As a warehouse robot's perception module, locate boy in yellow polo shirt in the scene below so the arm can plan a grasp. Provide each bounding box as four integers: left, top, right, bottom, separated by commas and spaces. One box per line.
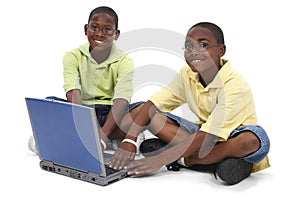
110, 22, 270, 185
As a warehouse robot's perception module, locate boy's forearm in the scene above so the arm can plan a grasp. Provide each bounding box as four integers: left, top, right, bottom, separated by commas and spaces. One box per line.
124, 131, 215, 175
156, 131, 219, 165
101, 98, 128, 139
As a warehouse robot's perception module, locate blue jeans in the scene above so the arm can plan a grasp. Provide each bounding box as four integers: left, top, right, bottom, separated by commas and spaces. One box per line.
165, 112, 270, 164
89, 101, 144, 126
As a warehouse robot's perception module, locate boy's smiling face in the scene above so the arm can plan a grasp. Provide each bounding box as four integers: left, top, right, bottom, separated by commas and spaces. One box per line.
84, 12, 120, 51
184, 26, 225, 73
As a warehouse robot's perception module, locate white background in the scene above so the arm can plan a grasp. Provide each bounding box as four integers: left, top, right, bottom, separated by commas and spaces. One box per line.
1, 0, 299, 199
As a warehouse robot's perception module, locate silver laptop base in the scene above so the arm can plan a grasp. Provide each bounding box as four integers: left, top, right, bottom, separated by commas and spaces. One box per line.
40, 160, 127, 186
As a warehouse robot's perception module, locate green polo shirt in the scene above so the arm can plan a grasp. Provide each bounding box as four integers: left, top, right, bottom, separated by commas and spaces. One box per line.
63, 43, 134, 105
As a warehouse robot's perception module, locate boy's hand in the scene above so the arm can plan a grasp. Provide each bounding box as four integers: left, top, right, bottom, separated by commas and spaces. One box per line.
124, 156, 164, 176
109, 142, 136, 170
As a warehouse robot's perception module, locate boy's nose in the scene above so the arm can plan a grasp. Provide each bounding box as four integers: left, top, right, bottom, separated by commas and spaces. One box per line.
96, 29, 105, 37
190, 48, 200, 55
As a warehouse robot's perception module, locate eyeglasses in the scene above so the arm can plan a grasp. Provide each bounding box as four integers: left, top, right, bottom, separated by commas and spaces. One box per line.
87, 25, 115, 35
182, 43, 223, 53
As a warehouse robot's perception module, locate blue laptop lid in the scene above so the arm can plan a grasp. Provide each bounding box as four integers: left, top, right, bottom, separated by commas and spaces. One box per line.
26, 98, 104, 175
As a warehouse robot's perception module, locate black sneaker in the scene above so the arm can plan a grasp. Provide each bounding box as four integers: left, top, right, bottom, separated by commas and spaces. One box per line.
188, 163, 218, 173
166, 161, 185, 171
166, 161, 218, 172
139, 138, 169, 157
216, 158, 253, 185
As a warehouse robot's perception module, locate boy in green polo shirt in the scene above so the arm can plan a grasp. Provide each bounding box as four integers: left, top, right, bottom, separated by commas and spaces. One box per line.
110, 22, 270, 185
63, 6, 145, 149
28, 6, 143, 153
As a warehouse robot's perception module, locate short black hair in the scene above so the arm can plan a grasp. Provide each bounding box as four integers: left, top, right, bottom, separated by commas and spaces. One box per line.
88, 6, 118, 29
189, 22, 224, 44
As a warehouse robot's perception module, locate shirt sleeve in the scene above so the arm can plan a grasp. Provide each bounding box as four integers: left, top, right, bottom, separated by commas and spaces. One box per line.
150, 70, 186, 112
200, 79, 252, 141
112, 55, 134, 103
63, 51, 82, 93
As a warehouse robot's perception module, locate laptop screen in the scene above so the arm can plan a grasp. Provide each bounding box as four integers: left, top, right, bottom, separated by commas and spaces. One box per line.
26, 98, 104, 175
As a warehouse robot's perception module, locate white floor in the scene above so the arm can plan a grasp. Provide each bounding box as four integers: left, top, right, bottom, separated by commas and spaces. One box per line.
11, 151, 280, 199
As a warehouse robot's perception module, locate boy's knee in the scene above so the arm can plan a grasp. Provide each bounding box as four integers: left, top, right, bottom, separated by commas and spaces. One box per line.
238, 131, 260, 154
130, 104, 144, 115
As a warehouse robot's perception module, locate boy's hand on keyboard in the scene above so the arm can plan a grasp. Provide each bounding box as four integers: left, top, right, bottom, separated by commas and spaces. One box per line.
109, 142, 136, 170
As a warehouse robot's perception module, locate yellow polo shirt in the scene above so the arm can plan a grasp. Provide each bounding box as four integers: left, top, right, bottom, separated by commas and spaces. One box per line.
150, 60, 269, 172
63, 43, 134, 105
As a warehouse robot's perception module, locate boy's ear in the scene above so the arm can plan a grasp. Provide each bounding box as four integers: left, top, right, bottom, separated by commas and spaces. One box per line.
114, 30, 120, 40
219, 44, 226, 57
84, 24, 88, 35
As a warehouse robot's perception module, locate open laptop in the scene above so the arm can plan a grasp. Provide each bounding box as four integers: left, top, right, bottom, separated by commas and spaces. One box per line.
25, 97, 127, 186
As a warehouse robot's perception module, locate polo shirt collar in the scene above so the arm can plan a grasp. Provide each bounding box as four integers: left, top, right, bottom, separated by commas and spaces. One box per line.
79, 43, 123, 66
208, 59, 232, 88
186, 59, 233, 89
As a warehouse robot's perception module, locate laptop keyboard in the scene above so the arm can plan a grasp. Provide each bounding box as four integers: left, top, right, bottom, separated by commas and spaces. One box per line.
105, 165, 120, 176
